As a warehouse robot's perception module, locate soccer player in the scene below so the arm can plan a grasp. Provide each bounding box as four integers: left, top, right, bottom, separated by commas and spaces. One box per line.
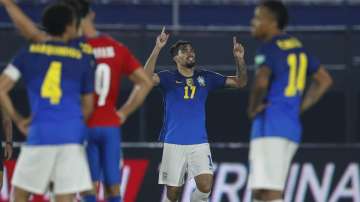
0, 1, 153, 201
0, 109, 13, 189
247, 1, 333, 202
0, 3, 94, 202
144, 28, 247, 202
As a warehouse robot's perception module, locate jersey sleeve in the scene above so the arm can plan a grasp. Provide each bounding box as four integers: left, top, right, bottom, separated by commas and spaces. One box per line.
206, 70, 226, 91
3, 47, 28, 81
306, 53, 321, 75
254, 46, 276, 71
157, 70, 172, 92
120, 45, 142, 76
81, 56, 96, 94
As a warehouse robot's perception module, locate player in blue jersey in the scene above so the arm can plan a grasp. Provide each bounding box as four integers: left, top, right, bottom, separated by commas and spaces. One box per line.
144, 28, 247, 202
0, 3, 95, 202
247, 1, 333, 202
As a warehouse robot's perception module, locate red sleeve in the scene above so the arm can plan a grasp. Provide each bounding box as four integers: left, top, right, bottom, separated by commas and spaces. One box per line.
118, 45, 141, 76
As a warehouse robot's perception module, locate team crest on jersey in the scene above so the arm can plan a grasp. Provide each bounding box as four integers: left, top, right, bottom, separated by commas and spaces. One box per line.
186, 78, 194, 87
197, 76, 206, 87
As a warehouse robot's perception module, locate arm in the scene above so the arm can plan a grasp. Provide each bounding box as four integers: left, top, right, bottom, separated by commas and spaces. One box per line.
1, 107, 12, 160
0, 74, 28, 134
301, 66, 332, 113
1, 0, 48, 42
81, 93, 94, 121
117, 68, 153, 124
225, 37, 248, 88
247, 66, 271, 119
144, 27, 169, 86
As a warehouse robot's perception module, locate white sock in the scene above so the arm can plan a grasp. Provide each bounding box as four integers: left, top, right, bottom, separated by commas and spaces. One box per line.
190, 188, 210, 202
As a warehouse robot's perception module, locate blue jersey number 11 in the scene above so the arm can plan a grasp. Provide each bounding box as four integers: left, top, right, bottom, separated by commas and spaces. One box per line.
285, 53, 308, 97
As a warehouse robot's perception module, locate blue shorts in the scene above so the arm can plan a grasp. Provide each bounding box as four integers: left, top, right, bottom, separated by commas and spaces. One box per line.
86, 127, 122, 186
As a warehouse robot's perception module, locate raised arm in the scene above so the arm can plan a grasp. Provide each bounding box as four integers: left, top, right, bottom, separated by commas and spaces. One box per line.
1, 0, 48, 42
301, 66, 332, 113
144, 27, 169, 86
225, 37, 248, 88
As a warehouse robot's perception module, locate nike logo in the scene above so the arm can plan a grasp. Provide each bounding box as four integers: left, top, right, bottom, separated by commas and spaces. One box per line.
175, 81, 183, 84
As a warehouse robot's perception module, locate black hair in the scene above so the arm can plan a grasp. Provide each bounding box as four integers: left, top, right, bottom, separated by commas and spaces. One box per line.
60, 0, 91, 19
170, 40, 193, 57
42, 3, 76, 36
260, 0, 289, 30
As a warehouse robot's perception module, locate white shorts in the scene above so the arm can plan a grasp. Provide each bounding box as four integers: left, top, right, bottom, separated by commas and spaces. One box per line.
248, 137, 298, 191
159, 143, 214, 186
12, 144, 92, 194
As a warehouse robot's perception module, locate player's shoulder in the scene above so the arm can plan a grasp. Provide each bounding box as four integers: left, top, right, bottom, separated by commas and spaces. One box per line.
197, 69, 223, 77
157, 69, 176, 77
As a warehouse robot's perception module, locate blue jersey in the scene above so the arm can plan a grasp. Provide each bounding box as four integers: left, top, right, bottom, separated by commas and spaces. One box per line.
7, 40, 95, 145
158, 69, 226, 145
251, 34, 320, 143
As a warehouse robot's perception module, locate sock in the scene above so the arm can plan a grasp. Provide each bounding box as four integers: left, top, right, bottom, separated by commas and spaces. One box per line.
190, 188, 210, 202
108, 195, 121, 202
82, 195, 96, 202
163, 196, 171, 202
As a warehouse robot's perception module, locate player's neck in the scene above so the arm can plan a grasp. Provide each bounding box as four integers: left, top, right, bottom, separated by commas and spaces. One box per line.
264, 29, 283, 42
178, 66, 194, 77
83, 22, 98, 38
49, 35, 69, 43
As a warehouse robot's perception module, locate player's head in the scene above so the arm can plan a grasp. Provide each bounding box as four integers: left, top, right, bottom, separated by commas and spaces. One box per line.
42, 3, 78, 40
170, 41, 196, 69
60, 0, 91, 19
251, 0, 289, 40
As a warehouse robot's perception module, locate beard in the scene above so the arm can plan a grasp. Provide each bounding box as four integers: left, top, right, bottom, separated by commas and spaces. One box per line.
185, 61, 196, 69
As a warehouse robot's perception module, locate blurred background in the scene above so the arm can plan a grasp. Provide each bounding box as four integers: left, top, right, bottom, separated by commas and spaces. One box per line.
1, 0, 359, 144
0, 1, 360, 202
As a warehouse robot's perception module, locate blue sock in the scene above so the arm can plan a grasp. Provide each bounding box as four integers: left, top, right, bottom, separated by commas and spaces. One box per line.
108, 195, 121, 202
83, 195, 96, 202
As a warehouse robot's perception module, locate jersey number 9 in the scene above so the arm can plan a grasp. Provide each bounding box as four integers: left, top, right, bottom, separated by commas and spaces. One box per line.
95, 63, 111, 106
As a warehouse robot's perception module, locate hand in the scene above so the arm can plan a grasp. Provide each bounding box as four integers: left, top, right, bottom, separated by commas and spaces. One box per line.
4, 142, 12, 160
155, 26, 169, 49
16, 116, 31, 135
117, 111, 127, 125
248, 103, 268, 119
233, 36, 245, 59
0, 0, 13, 7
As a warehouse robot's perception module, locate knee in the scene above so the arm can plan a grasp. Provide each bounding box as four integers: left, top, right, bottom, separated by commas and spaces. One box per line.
167, 186, 182, 201
253, 189, 283, 200
197, 180, 212, 193
105, 185, 120, 197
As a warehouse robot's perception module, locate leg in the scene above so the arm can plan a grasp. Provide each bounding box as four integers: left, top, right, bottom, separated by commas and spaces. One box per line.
188, 144, 214, 202
249, 138, 298, 202
12, 186, 31, 202
191, 174, 213, 202
0, 171, 3, 190
101, 127, 122, 202
159, 143, 187, 202
82, 128, 101, 202
165, 185, 182, 202
55, 193, 76, 202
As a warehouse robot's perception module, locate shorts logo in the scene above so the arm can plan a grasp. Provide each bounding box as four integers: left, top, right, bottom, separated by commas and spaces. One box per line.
162, 172, 168, 180
208, 155, 213, 170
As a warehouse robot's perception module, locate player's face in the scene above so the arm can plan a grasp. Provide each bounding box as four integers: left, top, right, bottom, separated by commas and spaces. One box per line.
175, 44, 196, 69
251, 6, 274, 40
